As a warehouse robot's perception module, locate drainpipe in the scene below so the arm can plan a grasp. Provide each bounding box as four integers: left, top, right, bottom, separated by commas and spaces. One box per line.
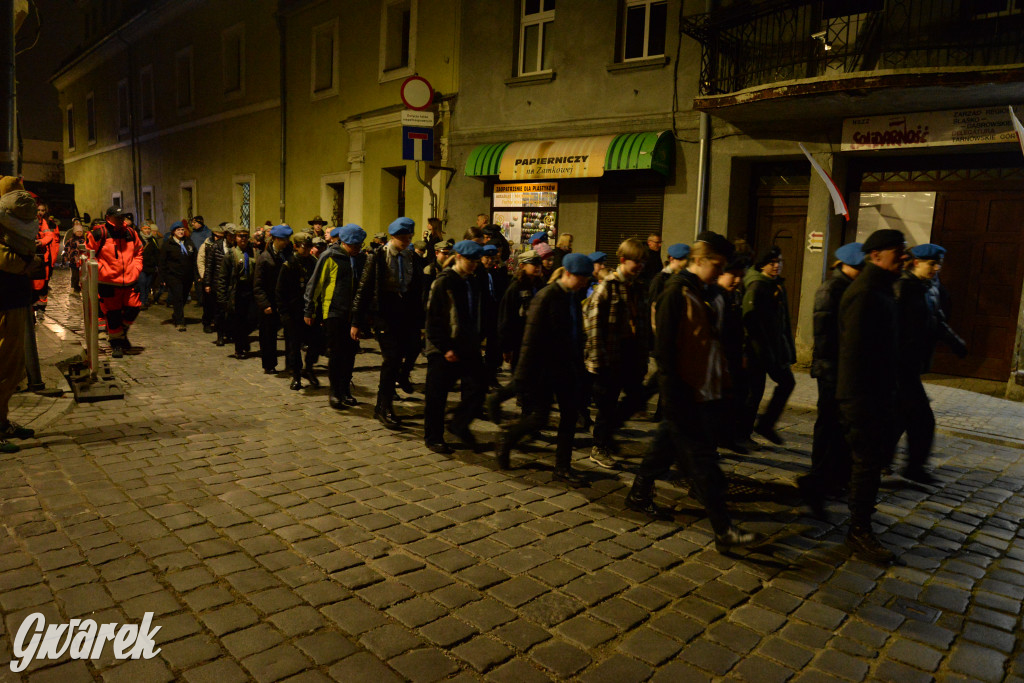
277, 13, 287, 223
693, 0, 715, 239
1, 0, 16, 176
115, 32, 141, 217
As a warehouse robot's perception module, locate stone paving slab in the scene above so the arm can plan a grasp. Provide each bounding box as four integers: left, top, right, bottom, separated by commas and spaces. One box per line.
2, 270, 1024, 681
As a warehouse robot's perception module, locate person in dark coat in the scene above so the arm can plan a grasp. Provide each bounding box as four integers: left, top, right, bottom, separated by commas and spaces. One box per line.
710, 252, 752, 455
351, 217, 424, 429
422, 239, 454, 306
638, 233, 664, 291
837, 229, 907, 565
253, 224, 293, 374
648, 243, 690, 305
797, 243, 864, 517
893, 243, 968, 484
741, 245, 796, 444
157, 221, 198, 331
423, 240, 487, 454
482, 224, 511, 262
495, 253, 593, 487
217, 230, 257, 359
138, 222, 161, 307
277, 233, 319, 390
204, 223, 237, 345
478, 243, 510, 387
305, 224, 367, 409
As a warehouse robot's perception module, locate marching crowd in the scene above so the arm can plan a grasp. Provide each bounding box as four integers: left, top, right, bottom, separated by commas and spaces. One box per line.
0, 182, 967, 564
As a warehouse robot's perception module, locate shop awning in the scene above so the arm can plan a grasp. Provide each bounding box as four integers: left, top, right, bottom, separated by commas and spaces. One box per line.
465, 131, 674, 180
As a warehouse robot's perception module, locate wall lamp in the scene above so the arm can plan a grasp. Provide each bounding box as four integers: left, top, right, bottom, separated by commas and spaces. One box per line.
812, 30, 833, 51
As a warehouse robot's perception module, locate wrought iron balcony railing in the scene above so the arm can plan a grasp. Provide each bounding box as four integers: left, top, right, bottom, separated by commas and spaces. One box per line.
681, 0, 1024, 96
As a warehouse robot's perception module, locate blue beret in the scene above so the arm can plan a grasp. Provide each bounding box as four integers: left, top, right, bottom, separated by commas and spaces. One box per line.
588, 251, 606, 263
562, 253, 592, 276
482, 244, 498, 256
270, 224, 293, 238
530, 231, 548, 245
335, 223, 366, 245
834, 242, 865, 267
453, 240, 484, 259
388, 217, 415, 236
170, 221, 184, 230
667, 243, 690, 260
910, 243, 946, 260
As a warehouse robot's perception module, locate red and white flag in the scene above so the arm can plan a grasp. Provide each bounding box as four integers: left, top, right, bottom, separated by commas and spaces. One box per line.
799, 143, 849, 221
1009, 106, 1024, 158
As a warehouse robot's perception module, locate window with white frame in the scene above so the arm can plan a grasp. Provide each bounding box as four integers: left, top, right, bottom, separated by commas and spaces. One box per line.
222, 22, 245, 97
175, 46, 194, 112
233, 175, 254, 231
139, 64, 154, 124
311, 19, 339, 98
141, 186, 154, 223
117, 78, 130, 138
180, 181, 195, 220
66, 105, 75, 151
111, 191, 123, 210
518, 0, 555, 76
621, 0, 667, 61
380, 0, 416, 80
86, 92, 96, 143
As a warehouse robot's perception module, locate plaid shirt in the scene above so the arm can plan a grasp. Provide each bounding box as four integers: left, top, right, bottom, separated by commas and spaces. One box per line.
584, 267, 645, 373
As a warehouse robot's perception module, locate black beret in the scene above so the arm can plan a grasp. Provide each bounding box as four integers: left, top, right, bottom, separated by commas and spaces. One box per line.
726, 253, 752, 272
861, 229, 905, 253
754, 245, 782, 269
695, 231, 735, 261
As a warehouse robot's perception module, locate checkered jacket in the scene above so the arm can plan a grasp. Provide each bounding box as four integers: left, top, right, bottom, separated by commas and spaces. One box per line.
584, 268, 647, 373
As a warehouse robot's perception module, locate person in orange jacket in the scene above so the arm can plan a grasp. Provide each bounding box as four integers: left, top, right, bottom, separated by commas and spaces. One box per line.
30, 199, 60, 320
86, 206, 143, 357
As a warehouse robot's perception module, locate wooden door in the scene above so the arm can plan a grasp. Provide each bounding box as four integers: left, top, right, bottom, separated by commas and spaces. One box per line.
753, 188, 808, 338
930, 191, 1024, 380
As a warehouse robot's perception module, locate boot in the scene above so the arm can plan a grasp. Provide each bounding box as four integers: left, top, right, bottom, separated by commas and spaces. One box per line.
625, 476, 673, 520
846, 526, 895, 565
374, 403, 403, 430
714, 525, 762, 553
495, 429, 511, 470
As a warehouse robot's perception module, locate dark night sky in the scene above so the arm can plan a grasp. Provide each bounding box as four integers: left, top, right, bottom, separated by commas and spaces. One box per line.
16, 0, 84, 142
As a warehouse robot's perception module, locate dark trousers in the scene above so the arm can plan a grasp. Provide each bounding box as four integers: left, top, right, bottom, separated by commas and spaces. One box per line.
805, 378, 851, 491
71, 264, 81, 292
324, 317, 357, 398
424, 352, 486, 445
166, 278, 188, 326
283, 317, 315, 380
375, 315, 420, 408
137, 271, 154, 305
259, 310, 281, 371
841, 398, 899, 530
591, 365, 647, 448
231, 298, 256, 355
636, 383, 731, 534
744, 359, 795, 435
898, 375, 934, 472
202, 288, 217, 327
504, 384, 579, 468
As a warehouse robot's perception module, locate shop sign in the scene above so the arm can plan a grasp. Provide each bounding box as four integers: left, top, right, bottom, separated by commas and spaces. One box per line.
499, 135, 616, 180
493, 183, 558, 208
841, 106, 1022, 151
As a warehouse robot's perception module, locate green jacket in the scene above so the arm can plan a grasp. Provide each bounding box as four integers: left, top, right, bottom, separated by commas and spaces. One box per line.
742, 268, 795, 371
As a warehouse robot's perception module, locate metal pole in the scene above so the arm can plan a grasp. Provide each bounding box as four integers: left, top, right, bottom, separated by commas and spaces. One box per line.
694, 111, 710, 239
1, 0, 16, 176
23, 307, 44, 390
277, 13, 287, 222
83, 250, 99, 377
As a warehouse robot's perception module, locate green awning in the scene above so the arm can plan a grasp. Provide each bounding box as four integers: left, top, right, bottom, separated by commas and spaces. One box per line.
465, 131, 674, 180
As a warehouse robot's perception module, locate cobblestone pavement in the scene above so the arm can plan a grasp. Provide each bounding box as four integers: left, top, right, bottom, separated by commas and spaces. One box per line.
2, 269, 1024, 682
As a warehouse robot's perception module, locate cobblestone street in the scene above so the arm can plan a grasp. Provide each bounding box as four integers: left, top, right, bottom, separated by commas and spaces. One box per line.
3, 269, 1024, 682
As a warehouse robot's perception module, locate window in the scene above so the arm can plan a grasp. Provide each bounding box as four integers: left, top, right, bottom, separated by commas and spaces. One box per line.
117, 78, 130, 138
180, 181, 195, 220
311, 19, 339, 98
139, 64, 154, 124
379, 0, 416, 81
621, 0, 667, 61
232, 174, 254, 231
222, 22, 245, 98
86, 92, 96, 144
328, 182, 344, 226
175, 46, 194, 112
383, 167, 406, 219
141, 186, 154, 223
111, 191, 123, 211
519, 0, 555, 76
66, 105, 75, 151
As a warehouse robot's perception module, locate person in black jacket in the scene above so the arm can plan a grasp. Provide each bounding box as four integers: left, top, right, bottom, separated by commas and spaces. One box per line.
217, 231, 258, 359
648, 243, 690, 305
158, 222, 198, 331
893, 243, 967, 484
138, 222, 161, 307
710, 253, 752, 455
204, 223, 237, 346
797, 243, 863, 517
741, 245, 796, 445
351, 217, 423, 429
423, 240, 487, 454
277, 233, 319, 390
254, 224, 293, 374
837, 229, 907, 565
478, 244, 510, 387
422, 239, 454, 306
495, 253, 593, 487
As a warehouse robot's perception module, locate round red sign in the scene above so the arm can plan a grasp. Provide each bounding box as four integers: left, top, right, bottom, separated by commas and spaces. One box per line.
400, 76, 434, 111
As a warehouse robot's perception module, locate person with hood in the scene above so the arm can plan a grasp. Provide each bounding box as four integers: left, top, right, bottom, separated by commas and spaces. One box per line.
31, 198, 60, 320
217, 229, 258, 359
305, 224, 367, 409
254, 224, 293, 374
741, 245, 796, 445
158, 220, 198, 332
893, 243, 967, 484
625, 232, 760, 553
86, 206, 144, 357
204, 224, 237, 344
798, 242, 864, 516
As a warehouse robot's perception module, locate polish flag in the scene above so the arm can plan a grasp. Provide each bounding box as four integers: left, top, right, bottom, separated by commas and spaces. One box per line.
799, 143, 849, 221
1009, 106, 1024, 158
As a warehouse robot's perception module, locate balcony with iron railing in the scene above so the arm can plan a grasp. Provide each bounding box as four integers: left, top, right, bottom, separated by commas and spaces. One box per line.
681, 0, 1024, 118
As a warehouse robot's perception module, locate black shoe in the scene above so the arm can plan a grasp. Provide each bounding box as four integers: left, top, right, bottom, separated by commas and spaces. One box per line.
264, 368, 276, 375
901, 466, 937, 486
624, 496, 674, 521
846, 527, 895, 565
215, 337, 225, 347
111, 345, 124, 359
714, 526, 762, 553
301, 370, 320, 388
754, 424, 785, 445
203, 325, 214, 334
450, 428, 480, 452
719, 439, 749, 455
590, 446, 618, 470
553, 468, 587, 488
797, 476, 826, 520
485, 392, 504, 425
426, 441, 454, 455
375, 407, 403, 430
0, 421, 35, 440
495, 430, 511, 470
341, 393, 357, 407
289, 379, 301, 390
329, 394, 344, 410
176, 324, 187, 332
397, 376, 414, 394
233, 351, 248, 360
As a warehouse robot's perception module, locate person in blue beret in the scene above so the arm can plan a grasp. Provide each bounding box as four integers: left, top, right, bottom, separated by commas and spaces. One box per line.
423, 240, 488, 454
253, 224, 293, 374
648, 242, 690, 304
351, 216, 424, 428
496, 252, 593, 487
797, 241, 865, 518
478, 242, 509, 387
892, 242, 966, 486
